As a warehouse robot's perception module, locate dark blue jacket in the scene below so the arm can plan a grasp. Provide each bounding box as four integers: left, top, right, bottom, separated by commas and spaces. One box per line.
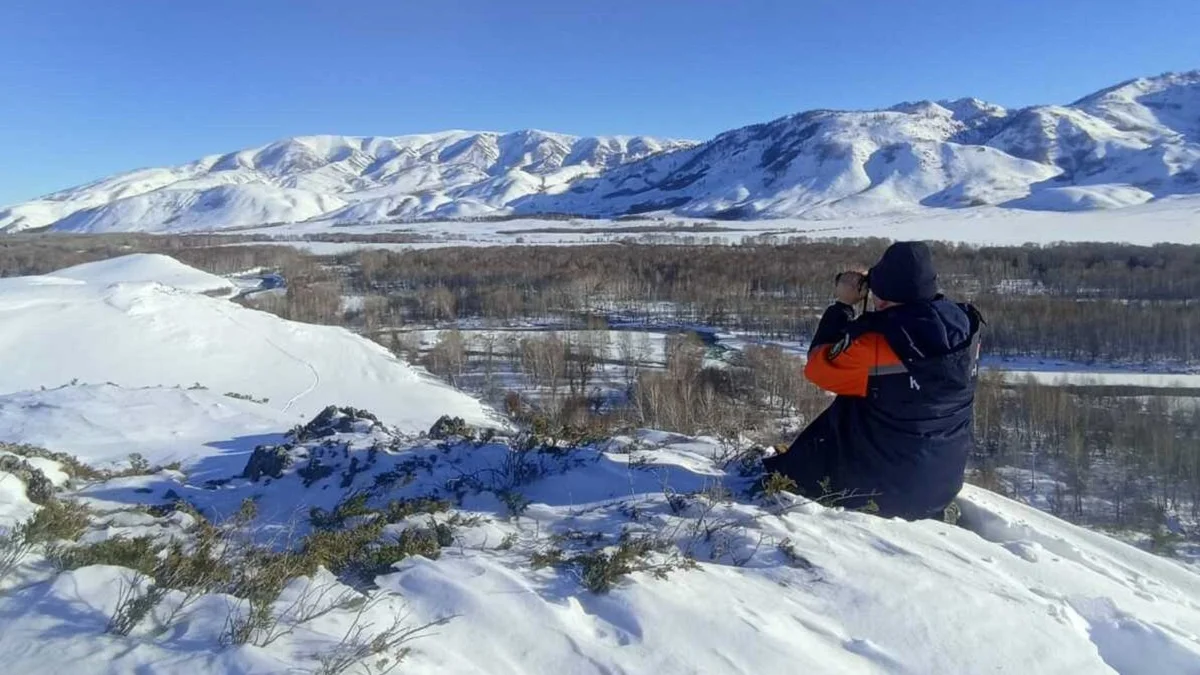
763, 298, 983, 520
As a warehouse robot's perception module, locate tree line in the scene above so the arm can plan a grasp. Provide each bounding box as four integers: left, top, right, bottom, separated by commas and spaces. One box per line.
975, 374, 1200, 528
336, 241, 1200, 365
7, 234, 1197, 367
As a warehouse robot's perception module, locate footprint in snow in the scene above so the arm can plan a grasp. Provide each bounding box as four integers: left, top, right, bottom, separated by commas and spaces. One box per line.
1133, 590, 1157, 602
1003, 540, 1040, 563
843, 638, 907, 673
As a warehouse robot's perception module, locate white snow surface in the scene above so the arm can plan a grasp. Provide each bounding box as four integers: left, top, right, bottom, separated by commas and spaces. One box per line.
0, 421, 1197, 674
51, 253, 237, 296
0, 384, 294, 470
0, 255, 497, 433
4, 72, 1198, 232
237, 192, 1200, 248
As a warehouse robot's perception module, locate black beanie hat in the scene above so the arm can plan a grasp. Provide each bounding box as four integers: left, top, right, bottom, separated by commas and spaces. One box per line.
868, 241, 938, 303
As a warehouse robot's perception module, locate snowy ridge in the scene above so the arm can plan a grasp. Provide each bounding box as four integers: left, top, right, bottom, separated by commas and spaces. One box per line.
0, 413, 1197, 674
0, 255, 499, 432
3, 71, 1199, 232
0, 132, 692, 233
51, 253, 237, 296
523, 71, 1200, 219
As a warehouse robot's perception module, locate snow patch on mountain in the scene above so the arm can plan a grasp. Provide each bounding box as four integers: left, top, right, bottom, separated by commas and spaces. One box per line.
50, 184, 349, 234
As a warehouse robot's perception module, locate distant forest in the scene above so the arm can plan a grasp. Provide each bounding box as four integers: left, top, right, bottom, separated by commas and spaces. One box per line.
332, 240, 1200, 365
3, 234, 1198, 364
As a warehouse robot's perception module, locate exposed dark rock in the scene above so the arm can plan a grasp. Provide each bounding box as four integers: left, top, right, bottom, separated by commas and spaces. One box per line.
294, 406, 384, 442
242, 445, 293, 482
428, 415, 475, 440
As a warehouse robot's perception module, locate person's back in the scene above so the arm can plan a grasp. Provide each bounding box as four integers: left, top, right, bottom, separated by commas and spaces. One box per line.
763, 241, 983, 520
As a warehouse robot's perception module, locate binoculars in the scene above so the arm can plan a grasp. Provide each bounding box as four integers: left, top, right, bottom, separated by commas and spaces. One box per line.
835, 271, 869, 289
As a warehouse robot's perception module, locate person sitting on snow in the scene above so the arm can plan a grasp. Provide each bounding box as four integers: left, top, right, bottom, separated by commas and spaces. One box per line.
763, 241, 984, 522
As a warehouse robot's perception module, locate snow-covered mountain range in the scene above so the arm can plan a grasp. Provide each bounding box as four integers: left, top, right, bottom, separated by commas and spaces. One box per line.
0, 133, 691, 233
3, 71, 1198, 233
523, 71, 1200, 219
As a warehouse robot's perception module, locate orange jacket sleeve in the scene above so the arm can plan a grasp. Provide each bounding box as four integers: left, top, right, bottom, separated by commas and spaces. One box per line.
805, 332, 891, 397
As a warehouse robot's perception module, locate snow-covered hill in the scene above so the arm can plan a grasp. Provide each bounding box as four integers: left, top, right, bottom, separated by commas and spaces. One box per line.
51, 253, 238, 296
0, 254, 499, 432
3, 71, 1198, 232
522, 71, 1200, 219
0, 410, 1197, 674
0, 132, 692, 233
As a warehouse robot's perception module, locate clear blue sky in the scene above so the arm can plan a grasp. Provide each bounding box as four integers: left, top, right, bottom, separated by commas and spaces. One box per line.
2, 0, 1198, 205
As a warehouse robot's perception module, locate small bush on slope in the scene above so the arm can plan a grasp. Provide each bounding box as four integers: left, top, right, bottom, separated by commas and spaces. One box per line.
0, 442, 105, 481
52, 535, 161, 576
301, 518, 454, 582
573, 534, 697, 594
0, 525, 34, 580
309, 493, 374, 530
0, 491, 89, 580
23, 498, 91, 545
223, 391, 270, 404
2, 443, 179, 483
107, 576, 166, 636
382, 497, 452, 523
531, 532, 698, 594
760, 471, 798, 498
308, 597, 453, 675
0, 455, 55, 505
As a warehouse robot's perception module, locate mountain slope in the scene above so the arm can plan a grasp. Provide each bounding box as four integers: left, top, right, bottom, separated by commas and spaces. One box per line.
0, 132, 692, 233
2, 71, 1199, 232
0, 254, 499, 432
520, 71, 1200, 219
519, 105, 1063, 218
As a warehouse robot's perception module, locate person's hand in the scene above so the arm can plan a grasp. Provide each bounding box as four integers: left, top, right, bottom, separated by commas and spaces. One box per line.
835, 270, 868, 306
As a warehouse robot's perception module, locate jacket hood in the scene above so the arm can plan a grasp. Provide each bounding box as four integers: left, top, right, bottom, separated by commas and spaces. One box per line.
868, 241, 939, 304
